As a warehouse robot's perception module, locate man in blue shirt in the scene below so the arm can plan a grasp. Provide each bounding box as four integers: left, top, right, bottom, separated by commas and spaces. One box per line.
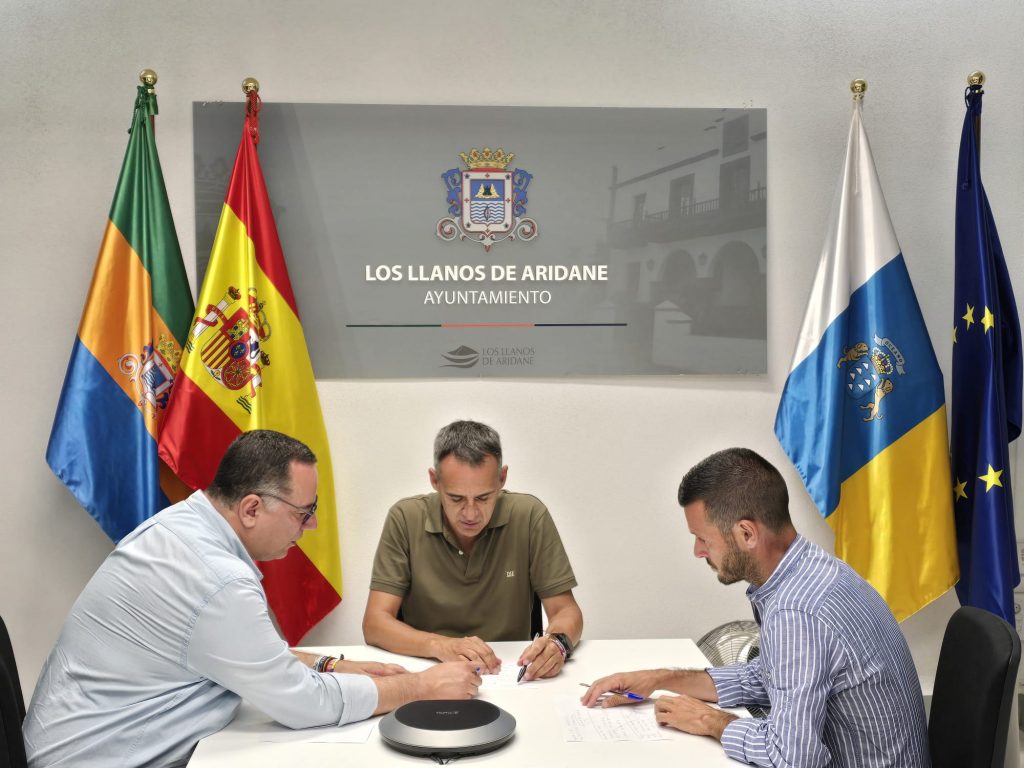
583, 447, 930, 767
25, 430, 480, 768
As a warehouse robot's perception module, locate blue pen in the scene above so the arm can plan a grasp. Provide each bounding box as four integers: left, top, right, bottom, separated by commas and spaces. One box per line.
614, 691, 644, 702
579, 682, 644, 701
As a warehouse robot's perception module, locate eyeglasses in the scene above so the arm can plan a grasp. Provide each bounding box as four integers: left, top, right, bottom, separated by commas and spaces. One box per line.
261, 493, 318, 526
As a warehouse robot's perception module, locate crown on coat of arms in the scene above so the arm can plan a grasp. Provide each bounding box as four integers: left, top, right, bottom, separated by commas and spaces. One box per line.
459, 147, 515, 170
871, 348, 893, 376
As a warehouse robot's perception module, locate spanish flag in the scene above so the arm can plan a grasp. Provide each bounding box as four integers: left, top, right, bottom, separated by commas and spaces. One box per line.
47, 79, 194, 542
159, 90, 342, 643
775, 95, 958, 621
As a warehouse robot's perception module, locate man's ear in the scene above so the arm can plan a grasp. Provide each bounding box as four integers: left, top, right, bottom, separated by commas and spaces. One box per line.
428, 467, 440, 491
733, 519, 759, 550
235, 494, 262, 530
498, 465, 508, 488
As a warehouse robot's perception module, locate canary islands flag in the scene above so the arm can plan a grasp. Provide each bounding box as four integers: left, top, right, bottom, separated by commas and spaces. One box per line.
951, 85, 1022, 623
47, 82, 194, 541
775, 98, 958, 621
158, 91, 342, 643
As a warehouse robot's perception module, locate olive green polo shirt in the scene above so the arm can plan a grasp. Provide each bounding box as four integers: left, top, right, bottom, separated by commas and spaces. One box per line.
369, 490, 577, 641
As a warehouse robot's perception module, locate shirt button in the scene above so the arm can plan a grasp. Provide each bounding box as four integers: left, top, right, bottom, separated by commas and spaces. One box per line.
458, 550, 464, 556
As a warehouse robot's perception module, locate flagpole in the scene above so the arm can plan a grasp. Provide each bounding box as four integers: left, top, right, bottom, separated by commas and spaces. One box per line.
967, 71, 985, 153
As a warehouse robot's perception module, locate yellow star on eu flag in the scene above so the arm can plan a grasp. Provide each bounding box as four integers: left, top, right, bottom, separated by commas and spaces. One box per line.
953, 477, 968, 501
962, 303, 975, 329
982, 306, 995, 333
979, 464, 1004, 492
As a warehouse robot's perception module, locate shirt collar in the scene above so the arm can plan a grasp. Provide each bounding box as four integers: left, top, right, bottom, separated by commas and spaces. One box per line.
424, 490, 511, 535
746, 533, 808, 606
189, 490, 263, 581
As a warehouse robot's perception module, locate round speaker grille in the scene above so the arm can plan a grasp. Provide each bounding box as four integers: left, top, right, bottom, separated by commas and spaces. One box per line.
394, 699, 500, 731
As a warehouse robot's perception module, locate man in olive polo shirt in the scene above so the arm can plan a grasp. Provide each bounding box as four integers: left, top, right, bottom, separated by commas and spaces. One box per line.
362, 420, 583, 681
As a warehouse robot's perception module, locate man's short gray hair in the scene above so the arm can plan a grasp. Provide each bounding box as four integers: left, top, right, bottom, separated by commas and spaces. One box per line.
433, 420, 503, 469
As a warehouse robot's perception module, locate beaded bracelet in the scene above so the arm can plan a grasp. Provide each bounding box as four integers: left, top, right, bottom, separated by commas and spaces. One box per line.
549, 636, 567, 662
314, 654, 344, 673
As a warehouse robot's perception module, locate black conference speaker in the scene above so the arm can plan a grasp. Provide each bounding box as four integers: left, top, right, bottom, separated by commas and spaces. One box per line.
379, 699, 516, 759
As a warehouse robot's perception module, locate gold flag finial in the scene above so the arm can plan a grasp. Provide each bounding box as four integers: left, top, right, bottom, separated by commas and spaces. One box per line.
850, 79, 867, 101
139, 69, 158, 92
242, 77, 260, 94
967, 71, 985, 88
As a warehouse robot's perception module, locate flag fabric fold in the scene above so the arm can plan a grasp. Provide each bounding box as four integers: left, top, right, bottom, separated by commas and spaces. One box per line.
158, 92, 342, 643
47, 84, 194, 541
775, 99, 958, 621
951, 85, 1023, 623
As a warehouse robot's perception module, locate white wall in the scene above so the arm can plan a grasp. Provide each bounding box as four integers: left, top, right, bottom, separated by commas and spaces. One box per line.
2, 0, 1022, 698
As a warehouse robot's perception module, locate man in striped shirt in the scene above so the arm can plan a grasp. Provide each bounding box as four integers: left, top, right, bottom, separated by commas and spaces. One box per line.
583, 447, 930, 767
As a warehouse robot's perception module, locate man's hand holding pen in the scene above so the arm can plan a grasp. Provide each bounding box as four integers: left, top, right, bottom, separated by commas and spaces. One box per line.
580, 670, 666, 707
517, 632, 569, 682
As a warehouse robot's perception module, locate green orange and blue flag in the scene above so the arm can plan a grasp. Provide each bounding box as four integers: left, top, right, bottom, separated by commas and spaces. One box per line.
775, 96, 958, 621
951, 84, 1022, 623
47, 80, 194, 541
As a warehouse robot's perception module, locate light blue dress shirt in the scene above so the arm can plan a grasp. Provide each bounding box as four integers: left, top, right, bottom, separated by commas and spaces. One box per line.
707, 535, 930, 768
24, 491, 377, 767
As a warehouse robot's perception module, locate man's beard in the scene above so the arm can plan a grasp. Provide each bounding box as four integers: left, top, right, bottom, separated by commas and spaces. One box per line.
711, 539, 757, 585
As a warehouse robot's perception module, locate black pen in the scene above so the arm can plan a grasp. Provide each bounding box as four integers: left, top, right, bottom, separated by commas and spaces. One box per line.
517, 632, 542, 683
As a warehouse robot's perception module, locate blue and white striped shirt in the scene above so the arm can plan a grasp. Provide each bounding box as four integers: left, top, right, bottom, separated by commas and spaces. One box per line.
707, 535, 930, 767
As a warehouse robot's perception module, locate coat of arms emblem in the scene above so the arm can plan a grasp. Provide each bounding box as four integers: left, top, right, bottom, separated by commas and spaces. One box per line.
837, 334, 906, 422
436, 147, 538, 252
117, 334, 182, 418
186, 286, 271, 409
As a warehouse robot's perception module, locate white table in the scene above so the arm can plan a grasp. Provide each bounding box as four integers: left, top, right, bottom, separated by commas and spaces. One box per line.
189, 638, 746, 767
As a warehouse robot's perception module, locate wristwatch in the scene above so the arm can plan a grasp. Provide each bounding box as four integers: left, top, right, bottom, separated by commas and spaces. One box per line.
548, 632, 574, 660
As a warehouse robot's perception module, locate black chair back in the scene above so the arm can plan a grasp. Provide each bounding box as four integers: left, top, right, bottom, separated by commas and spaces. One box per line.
530, 593, 543, 638
929, 606, 1021, 768
0, 619, 23, 723
0, 616, 26, 768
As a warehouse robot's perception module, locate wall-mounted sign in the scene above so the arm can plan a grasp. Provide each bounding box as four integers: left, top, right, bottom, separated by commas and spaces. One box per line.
194, 104, 767, 377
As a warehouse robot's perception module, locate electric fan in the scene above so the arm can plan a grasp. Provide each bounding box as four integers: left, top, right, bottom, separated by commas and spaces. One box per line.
697, 620, 768, 718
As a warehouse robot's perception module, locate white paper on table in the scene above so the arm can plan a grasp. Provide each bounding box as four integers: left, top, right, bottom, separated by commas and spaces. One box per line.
479, 658, 542, 689
554, 695, 667, 742
260, 718, 377, 743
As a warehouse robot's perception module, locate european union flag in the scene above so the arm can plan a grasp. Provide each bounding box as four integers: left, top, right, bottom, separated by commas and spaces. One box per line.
951, 84, 1023, 623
